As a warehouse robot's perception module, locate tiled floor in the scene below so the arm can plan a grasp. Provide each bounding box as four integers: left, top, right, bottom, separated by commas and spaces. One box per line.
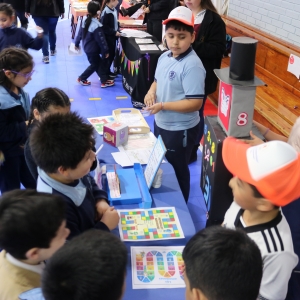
25, 0, 207, 232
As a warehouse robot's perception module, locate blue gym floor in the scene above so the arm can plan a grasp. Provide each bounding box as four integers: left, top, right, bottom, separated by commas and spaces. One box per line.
25, 0, 207, 231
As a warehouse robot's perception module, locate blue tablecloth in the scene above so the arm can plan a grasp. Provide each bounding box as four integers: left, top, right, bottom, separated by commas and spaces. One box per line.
98, 138, 196, 299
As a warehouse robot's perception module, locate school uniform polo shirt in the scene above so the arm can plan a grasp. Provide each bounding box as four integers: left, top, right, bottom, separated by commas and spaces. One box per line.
223, 201, 298, 300
154, 47, 206, 131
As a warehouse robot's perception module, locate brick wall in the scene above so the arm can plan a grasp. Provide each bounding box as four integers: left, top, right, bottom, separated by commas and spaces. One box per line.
228, 0, 300, 47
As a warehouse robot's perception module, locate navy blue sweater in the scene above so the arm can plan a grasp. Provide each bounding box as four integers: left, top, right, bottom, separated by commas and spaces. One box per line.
0, 86, 30, 158
37, 171, 110, 240
75, 18, 108, 56
0, 25, 43, 51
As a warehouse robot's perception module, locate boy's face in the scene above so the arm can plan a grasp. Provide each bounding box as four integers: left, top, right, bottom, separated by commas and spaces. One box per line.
165, 27, 195, 58
62, 149, 96, 181
37, 221, 70, 261
184, 271, 204, 300
229, 177, 258, 210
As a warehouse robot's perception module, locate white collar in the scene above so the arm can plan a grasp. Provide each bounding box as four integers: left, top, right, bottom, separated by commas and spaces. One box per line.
6, 253, 45, 275
195, 9, 206, 24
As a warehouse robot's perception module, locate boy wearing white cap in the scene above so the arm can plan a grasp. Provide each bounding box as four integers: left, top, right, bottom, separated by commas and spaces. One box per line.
222, 137, 300, 300
144, 6, 206, 202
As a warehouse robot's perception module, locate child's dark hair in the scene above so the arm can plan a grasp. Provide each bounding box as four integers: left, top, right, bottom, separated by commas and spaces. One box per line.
166, 20, 194, 35
0, 47, 34, 90
183, 226, 263, 300
0, 3, 15, 17
42, 229, 128, 300
0, 189, 65, 259
29, 88, 71, 124
30, 111, 96, 173
83, 1, 102, 38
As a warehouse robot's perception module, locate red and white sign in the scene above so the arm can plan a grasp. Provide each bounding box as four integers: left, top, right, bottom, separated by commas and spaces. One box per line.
218, 81, 232, 131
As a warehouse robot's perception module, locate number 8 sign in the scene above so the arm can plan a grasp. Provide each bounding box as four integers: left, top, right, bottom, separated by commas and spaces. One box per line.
236, 112, 248, 126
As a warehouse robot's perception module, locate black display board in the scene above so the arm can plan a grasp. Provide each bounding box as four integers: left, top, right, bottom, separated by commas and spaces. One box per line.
201, 116, 233, 226
115, 36, 162, 108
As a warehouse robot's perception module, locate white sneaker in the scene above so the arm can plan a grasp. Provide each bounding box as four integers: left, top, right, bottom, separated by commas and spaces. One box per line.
42, 56, 49, 64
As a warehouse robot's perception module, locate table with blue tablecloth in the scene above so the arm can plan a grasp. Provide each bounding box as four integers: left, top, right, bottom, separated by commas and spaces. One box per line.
98, 137, 195, 300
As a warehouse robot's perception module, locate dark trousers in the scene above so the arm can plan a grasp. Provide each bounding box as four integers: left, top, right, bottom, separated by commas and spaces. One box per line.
16, 10, 28, 29
107, 40, 116, 74
154, 121, 200, 202
0, 155, 36, 193
285, 272, 300, 300
79, 53, 109, 83
147, 19, 163, 42
33, 16, 59, 56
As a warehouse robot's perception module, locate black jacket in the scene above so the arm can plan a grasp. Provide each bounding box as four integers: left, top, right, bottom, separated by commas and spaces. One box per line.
25, 0, 64, 17
192, 10, 226, 95
0, 0, 25, 11
147, 0, 171, 21
0, 25, 43, 51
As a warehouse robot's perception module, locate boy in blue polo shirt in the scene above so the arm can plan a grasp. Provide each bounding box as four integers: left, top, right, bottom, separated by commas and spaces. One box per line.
144, 6, 206, 202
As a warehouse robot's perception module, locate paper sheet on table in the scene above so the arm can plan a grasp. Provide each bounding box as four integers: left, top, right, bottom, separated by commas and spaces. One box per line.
131, 246, 185, 289
119, 132, 157, 151
130, 8, 144, 19
158, 44, 167, 51
135, 38, 154, 44
111, 152, 133, 167
112, 149, 153, 167
121, 29, 152, 38
133, 19, 144, 25
287, 54, 300, 79
139, 44, 159, 51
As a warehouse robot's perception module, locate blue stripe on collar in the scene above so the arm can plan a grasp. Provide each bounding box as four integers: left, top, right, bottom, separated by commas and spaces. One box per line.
167, 47, 193, 60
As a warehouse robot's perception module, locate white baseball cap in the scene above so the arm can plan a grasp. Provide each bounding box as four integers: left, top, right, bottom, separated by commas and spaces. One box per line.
222, 138, 300, 206
162, 6, 194, 27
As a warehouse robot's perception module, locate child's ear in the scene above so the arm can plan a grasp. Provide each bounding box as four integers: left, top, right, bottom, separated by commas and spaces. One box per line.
33, 108, 41, 121
3, 70, 13, 79
256, 198, 274, 212
57, 166, 68, 176
25, 247, 40, 261
191, 31, 196, 43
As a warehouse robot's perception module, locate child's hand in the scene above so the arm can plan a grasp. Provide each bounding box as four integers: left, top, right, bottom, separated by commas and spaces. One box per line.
101, 207, 120, 230
144, 103, 162, 115
75, 46, 80, 51
25, 12, 30, 18
143, 6, 150, 13
144, 91, 156, 106
240, 131, 264, 146
105, 53, 109, 58
116, 32, 121, 37
96, 199, 110, 219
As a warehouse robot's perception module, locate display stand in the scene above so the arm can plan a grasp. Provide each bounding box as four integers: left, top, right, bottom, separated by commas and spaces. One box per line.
201, 37, 266, 226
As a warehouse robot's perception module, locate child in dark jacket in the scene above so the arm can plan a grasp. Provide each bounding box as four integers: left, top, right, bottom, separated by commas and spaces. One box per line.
0, 47, 36, 193
29, 111, 119, 240
0, 3, 43, 51
101, 0, 121, 83
75, 1, 112, 87
24, 88, 71, 181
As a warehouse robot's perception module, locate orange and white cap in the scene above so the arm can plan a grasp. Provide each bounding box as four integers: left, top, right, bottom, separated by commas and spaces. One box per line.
162, 6, 194, 27
222, 137, 300, 206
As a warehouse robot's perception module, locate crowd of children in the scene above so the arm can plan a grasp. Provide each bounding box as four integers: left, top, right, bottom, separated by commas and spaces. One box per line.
0, 1, 299, 300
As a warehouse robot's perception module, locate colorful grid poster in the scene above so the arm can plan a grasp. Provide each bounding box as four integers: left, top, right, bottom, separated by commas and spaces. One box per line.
131, 246, 185, 289
118, 207, 184, 241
